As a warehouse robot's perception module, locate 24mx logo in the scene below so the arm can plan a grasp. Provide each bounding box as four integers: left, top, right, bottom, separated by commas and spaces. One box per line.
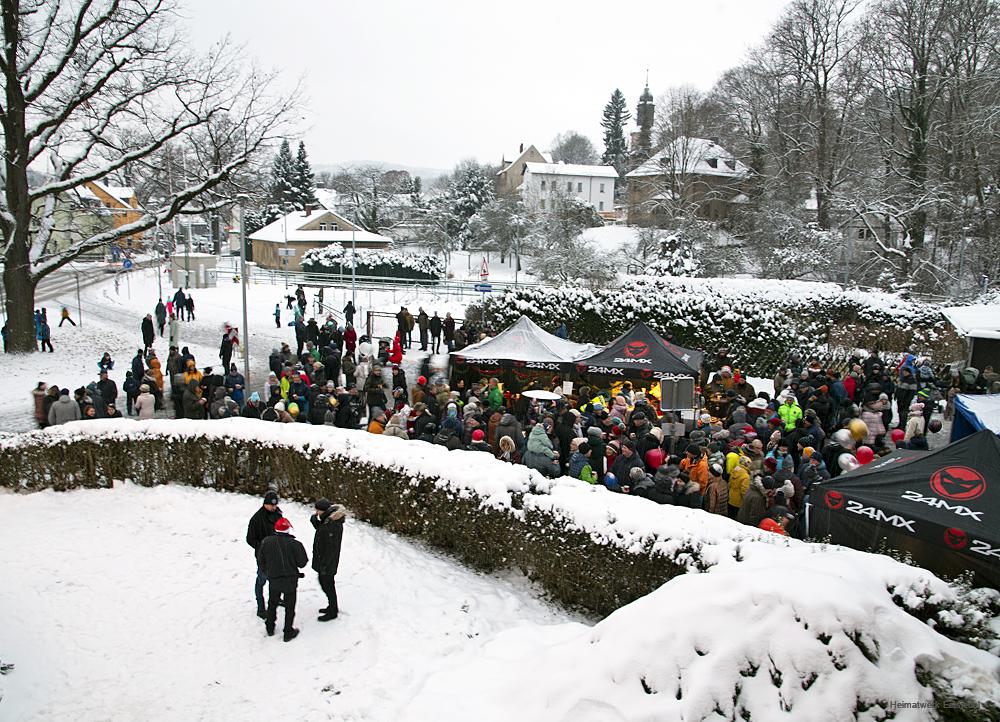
843, 499, 916, 532
525, 362, 560, 370
587, 366, 624, 376
901, 490, 984, 522
930, 466, 987, 501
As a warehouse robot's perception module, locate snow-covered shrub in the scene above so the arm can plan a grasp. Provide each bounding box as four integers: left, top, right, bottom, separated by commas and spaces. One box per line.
301, 244, 445, 280
484, 277, 962, 374
3, 420, 998, 719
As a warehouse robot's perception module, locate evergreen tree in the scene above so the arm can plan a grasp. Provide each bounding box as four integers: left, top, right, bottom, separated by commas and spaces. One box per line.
601, 89, 631, 179
292, 141, 319, 209
444, 164, 495, 248
268, 139, 296, 209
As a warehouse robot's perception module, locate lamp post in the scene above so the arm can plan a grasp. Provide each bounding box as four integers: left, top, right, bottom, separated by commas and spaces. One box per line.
351, 226, 356, 310
238, 196, 251, 381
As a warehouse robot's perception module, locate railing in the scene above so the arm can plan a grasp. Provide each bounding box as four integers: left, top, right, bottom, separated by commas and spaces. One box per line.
215, 256, 538, 298
365, 310, 465, 340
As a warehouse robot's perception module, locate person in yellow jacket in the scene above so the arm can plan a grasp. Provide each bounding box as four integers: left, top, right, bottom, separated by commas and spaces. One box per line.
182, 360, 203, 397
777, 395, 803, 431
728, 456, 752, 518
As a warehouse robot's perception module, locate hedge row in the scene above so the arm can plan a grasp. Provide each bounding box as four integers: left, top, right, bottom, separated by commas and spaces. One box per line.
0, 429, 683, 617
483, 277, 965, 375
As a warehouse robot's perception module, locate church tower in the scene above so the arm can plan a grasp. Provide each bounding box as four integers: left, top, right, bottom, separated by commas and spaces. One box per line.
635, 76, 654, 160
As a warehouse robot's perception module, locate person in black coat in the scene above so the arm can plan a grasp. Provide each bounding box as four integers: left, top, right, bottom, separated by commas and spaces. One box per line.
246, 491, 282, 618
311, 498, 346, 621
257, 516, 308, 641
131, 349, 145, 380
141, 314, 155, 353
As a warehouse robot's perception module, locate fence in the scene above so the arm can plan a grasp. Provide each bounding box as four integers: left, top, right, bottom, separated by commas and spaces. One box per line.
366, 311, 466, 342
215, 256, 537, 299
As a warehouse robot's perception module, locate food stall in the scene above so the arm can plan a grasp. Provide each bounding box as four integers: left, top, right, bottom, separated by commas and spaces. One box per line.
449, 315, 599, 394
574, 321, 703, 423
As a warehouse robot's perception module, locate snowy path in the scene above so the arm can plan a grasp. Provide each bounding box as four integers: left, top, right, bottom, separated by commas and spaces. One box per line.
3, 269, 468, 432
0, 484, 578, 721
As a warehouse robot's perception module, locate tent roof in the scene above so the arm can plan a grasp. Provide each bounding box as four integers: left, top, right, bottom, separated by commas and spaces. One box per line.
818, 429, 1000, 543
451, 316, 598, 364
954, 394, 1000, 435
578, 322, 703, 378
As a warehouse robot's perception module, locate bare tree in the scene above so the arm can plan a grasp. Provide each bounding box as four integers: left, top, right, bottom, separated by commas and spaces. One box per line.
1, 0, 296, 351
550, 131, 599, 164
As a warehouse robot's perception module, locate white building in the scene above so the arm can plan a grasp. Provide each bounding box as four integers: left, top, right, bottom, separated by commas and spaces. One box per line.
520, 162, 618, 215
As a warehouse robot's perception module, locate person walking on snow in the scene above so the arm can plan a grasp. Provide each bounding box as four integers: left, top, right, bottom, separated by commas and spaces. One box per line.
154, 299, 167, 336
343, 300, 355, 325
274, 303, 281, 328
141, 314, 155, 353
257, 516, 308, 642
246, 491, 282, 620
172, 288, 186, 320
59, 306, 77, 327
311, 498, 346, 621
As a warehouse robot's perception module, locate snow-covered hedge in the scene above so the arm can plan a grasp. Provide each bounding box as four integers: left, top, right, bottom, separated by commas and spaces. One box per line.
485, 277, 963, 375
2, 419, 998, 720
301, 244, 445, 280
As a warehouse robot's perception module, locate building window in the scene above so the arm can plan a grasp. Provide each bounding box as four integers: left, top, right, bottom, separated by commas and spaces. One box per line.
724, 159, 736, 171
600, 183, 605, 193
706, 158, 718, 169
599, 201, 605, 211
319, 222, 327, 231
577, 182, 583, 192
567, 182, 573, 192
540, 199, 546, 209
858, 227, 874, 240
541, 180, 546, 190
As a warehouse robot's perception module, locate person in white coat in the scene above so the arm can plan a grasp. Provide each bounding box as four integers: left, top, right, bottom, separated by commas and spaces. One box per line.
135, 384, 156, 420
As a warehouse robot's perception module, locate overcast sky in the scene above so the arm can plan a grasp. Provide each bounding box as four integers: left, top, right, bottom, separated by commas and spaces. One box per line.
185, 0, 789, 172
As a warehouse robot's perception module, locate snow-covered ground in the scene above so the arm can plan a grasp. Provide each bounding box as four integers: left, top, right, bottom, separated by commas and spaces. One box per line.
3, 267, 469, 432
0, 483, 578, 721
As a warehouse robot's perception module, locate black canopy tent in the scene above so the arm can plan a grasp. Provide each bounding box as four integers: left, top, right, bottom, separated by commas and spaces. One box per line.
808, 429, 1000, 589
574, 322, 704, 416
576, 322, 703, 380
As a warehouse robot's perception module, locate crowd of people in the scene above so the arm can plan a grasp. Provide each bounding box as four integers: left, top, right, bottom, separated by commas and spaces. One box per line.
30, 282, 992, 542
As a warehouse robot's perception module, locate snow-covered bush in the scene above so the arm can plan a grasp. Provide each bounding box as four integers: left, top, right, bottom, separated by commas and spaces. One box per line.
3, 420, 998, 720
485, 277, 962, 374
301, 244, 445, 280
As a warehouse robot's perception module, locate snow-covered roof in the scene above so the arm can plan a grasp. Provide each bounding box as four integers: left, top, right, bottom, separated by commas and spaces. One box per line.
249, 209, 391, 245
453, 315, 598, 364
523, 162, 619, 179
941, 304, 1000, 338
87, 179, 141, 209
626, 137, 750, 179
498, 145, 553, 175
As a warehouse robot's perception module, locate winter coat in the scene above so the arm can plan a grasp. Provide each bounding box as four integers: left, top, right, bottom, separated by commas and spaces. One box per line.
706, 478, 729, 515
523, 424, 559, 475
728, 465, 751, 508
569, 451, 596, 483
382, 414, 410, 439
135, 392, 156, 420
777, 401, 803, 431
860, 404, 885, 444
737, 479, 768, 527
311, 505, 347, 575
48, 395, 81, 425
183, 380, 206, 420
148, 358, 164, 391
904, 410, 925, 441
141, 317, 154, 346
495, 414, 524, 451
680, 455, 710, 494
246, 504, 283, 551
429, 316, 442, 336
256, 532, 308, 581
609, 450, 643, 485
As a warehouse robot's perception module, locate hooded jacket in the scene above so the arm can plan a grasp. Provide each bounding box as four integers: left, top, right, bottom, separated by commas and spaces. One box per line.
495, 414, 524, 451
737, 478, 768, 527
48, 395, 81, 425
382, 414, 410, 439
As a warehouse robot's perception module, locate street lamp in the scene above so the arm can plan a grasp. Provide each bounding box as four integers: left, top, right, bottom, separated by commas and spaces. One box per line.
237, 195, 251, 381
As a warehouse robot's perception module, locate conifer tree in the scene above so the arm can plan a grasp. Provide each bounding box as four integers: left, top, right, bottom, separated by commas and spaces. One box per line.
601, 89, 631, 179
268, 139, 296, 209
292, 141, 319, 209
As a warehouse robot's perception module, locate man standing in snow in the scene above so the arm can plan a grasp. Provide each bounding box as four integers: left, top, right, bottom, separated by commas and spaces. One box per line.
429, 311, 442, 354
257, 516, 308, 642
311, 498, 346, 622
246, 491, 282, 619
154, 299, 167, 336
141, 314, 155, 354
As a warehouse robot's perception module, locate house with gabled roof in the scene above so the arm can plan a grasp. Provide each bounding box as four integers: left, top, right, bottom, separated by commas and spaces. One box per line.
625, 137, 750, 225
496, 144, 552, 196
82, 180, 146, 246
250, 207, 392, 271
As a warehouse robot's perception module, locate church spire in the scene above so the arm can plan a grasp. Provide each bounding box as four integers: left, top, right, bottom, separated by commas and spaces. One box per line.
635, 73, 654, 159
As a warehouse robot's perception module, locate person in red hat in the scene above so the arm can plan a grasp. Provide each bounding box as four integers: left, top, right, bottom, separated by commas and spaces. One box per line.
246, 490, 282, 619
468, 428, 492, 453
257, 516, 308, 642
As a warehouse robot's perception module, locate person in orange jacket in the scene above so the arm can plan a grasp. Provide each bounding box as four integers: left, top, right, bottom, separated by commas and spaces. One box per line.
680, 444, 710, 494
